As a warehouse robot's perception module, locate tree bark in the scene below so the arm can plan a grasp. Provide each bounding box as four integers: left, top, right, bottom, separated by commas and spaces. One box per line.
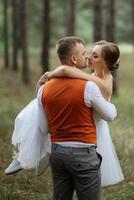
19, 0, 30, 84
67, 0, 76, 36
93, 0, 103, 42
131, 0, 134, 51
3, 0, 9, 68
104, 0, 116, 42
104, 0, 118, 96
12, 0, 19, 71
41, 0, 50, 73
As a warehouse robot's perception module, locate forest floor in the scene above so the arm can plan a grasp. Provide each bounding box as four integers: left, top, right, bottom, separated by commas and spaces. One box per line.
0, 51, 134, 200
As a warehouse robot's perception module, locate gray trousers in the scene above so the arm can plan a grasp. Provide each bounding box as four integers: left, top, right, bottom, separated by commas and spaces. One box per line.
50, 143, 102, 200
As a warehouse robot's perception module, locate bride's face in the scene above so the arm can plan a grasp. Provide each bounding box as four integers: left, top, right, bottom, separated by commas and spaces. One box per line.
87, 45, 106, 70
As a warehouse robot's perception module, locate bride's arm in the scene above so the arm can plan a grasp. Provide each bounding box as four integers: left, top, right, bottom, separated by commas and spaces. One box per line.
47, 65, 111, 99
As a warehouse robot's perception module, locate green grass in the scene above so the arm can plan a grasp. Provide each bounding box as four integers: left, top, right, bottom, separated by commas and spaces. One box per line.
0, 51, 134, 199
101, 52, 134, 200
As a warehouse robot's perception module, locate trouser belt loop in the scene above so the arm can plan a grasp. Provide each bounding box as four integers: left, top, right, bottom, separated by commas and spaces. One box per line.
52, 143, 57, 151
87, 147, 90, 153
70, 146, 73, 154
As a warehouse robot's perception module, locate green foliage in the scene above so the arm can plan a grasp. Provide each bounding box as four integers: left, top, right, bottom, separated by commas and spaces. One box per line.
50, 0, 67, 45
27, 0, 43, 47
116, 0, 133, 43
0, 0, 134, 52
76, 3, 93, 44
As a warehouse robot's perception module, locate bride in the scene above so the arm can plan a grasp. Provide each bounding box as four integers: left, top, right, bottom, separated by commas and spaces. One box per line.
5, 40, 124, 187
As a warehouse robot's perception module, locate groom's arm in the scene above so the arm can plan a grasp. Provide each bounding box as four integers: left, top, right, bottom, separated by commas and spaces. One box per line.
84, 81, 117, 121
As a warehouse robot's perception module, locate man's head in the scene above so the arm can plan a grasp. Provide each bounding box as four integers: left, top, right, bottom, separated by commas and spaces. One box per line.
56, 36, 87, 69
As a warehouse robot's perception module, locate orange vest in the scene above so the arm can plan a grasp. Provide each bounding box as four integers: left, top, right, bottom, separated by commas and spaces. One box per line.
42, 78, 96, 144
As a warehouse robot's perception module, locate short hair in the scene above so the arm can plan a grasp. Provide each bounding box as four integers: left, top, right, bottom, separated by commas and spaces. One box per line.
56, 36, 85, 62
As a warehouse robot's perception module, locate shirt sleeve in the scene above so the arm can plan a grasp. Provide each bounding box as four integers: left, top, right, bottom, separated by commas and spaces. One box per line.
37, 85, 49, 133
84, 81, 117, 121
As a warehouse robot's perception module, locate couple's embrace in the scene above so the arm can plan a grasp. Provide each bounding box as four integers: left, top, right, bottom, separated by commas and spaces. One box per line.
5, 37, 124, 200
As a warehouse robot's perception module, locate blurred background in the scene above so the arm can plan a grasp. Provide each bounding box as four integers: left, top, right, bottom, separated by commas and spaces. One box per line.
0, 0, 134, 199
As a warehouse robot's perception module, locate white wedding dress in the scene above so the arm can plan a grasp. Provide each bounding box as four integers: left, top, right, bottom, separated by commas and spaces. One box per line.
12, 99, 51, 169
94, 111, 124, 186
11, 98, 124, 186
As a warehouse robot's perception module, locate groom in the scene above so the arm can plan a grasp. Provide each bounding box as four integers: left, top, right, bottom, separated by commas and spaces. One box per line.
38, 37, 117, 200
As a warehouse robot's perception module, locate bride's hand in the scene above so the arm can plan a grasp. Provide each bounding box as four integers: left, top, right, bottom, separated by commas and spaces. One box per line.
36, 71, 50, 91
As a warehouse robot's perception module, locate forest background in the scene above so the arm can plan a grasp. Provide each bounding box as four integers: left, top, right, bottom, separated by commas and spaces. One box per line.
0, 0, 134, 199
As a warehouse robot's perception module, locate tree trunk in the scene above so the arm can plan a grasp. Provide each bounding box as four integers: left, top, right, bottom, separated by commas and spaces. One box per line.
104, 0, 118, 96
131, 0, 134, 51
104, 0, 116, 42
67, 0, 76, 36
93, 0, 103, 42
3, 0, 9, 68
12, 0, 19, 71
19, 0, 30, 84
41, 0, 50, 73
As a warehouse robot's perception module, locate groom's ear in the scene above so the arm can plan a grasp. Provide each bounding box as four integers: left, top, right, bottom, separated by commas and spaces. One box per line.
70, 55, 77, 65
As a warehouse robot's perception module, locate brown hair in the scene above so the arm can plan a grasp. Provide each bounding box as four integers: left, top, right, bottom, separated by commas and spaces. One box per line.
94, 40, 120, 72
56, 36, 85, 63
